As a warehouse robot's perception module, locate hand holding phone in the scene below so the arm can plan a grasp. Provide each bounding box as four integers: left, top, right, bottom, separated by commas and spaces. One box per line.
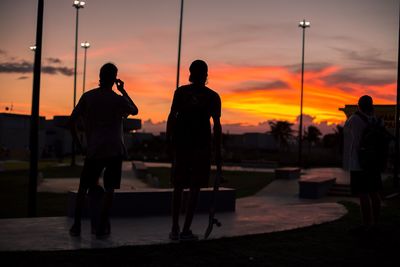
115, 79, 125, 94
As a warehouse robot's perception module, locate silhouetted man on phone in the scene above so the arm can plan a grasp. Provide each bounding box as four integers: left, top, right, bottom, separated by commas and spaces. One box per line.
69, 62, 138, 238
167, 60, 222, 241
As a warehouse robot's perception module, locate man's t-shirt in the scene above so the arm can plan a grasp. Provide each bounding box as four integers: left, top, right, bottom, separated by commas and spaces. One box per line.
170, 84, 221, 149
70, 87, 134, 159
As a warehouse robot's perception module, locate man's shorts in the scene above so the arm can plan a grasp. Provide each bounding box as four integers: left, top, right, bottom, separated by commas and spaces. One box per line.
80, 156, 122, 190
350, 170, 382, 195
171, 148, 211, 188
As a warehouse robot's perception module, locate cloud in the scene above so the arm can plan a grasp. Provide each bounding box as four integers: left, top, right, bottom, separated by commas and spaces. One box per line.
293, 114, 340, 135
46, 57, 62, 64
223, 121, 270, 134
234, 80, 290, 92
332, 47, 396, 70
17, 76, 29, 80
140, 119, 167, 134
286, 62, 331, 73
42, 66, 73, 76
192, 23, 275, 49
0, 61, 32, 73
322, 69, 394, 86
0, 60, 73, 76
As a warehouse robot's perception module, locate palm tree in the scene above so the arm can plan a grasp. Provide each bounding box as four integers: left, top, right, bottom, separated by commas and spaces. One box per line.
304, 125, 322, 153
268, 121, 294, 151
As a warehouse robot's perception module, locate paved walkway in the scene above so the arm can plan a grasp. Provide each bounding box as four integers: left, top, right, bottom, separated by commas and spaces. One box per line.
0, 165, 352, 252
0, 199, 346, 251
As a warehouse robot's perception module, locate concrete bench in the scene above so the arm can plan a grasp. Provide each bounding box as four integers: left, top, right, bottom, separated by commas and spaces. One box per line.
298, 176, 336, 199
275, 167, 301, 179
67, 187, 236, 217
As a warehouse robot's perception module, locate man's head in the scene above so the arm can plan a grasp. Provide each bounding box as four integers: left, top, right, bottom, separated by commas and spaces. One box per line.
99, 63, 118, 88
189, 60, 208, 85
358, 95, 374, 114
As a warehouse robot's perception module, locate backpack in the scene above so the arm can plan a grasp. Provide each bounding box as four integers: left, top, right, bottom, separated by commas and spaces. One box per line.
356, 111, 391, 172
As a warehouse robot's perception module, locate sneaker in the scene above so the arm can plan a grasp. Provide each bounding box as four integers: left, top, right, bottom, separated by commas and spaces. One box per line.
179, 230, 199, 242
69, 223, 81, 237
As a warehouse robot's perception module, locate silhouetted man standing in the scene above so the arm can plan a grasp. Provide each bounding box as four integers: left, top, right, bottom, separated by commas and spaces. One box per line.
69, 63, 138, 238
167, 60, 222, 241
344, 95, 385, 235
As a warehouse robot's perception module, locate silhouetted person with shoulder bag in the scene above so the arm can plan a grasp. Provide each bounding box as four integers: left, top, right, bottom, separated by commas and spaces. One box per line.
344, 95, 391, 235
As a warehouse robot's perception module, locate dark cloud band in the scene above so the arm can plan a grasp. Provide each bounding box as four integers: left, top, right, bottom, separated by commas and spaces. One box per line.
0, 60, 73, 76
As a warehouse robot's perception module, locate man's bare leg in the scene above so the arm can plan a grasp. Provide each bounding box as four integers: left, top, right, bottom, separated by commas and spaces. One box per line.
97, 189, 114, 237
70, 184, 88, 236
171, 186, 183, 234
182, 186, 200, 234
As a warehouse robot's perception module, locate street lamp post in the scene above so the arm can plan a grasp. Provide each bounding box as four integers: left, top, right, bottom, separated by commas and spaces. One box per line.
71, 1, 85, 166
81, 41, 90, 94
28, 0, 44, 217
176, 0, 184, 89
394, 5, 400, 188
298, 19, 310, 167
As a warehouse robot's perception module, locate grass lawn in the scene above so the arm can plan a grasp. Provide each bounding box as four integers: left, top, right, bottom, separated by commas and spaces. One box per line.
1, 200, 400, 266
0, 161, 81, 218
0, 171, 69, 218
147, 167, 275, 198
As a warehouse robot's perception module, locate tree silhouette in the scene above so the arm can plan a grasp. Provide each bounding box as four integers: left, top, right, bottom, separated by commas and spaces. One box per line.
304, 125, 322, 159
268, 120, 294, 151
323, 125, 344, 153
304, 125, 322, 146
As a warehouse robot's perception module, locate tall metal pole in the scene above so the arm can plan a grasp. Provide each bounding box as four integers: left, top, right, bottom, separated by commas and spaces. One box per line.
176, 0, 184, 89
82, 47, 87, 94
394, 3, 400, 188
298, 19, 310, 167
73, 7, 79, 111
71, 1, 84, 166
28, 0, 44, 217
71, 7, 79, 166
81, 42, 90, 94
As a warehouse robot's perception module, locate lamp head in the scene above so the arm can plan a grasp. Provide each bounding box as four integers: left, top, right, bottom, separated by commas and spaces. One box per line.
73, 1, 85, 8
81, 42, 90, 48
299, 20, 311, 28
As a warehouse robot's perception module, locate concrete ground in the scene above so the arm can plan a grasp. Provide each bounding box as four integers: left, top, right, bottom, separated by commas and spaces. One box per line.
0, 199, 346, 252
0, 164, 352, 252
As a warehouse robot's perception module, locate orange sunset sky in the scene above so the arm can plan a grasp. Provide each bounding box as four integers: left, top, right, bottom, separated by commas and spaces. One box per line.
0, 0, 398, 134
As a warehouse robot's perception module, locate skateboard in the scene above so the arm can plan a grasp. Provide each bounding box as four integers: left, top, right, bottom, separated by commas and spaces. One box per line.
204, 164, 223, 239
88, 184, 105, 234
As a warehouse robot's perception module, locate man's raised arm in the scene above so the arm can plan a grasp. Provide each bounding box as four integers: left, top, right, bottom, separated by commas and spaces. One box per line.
116, 79, 139, 116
